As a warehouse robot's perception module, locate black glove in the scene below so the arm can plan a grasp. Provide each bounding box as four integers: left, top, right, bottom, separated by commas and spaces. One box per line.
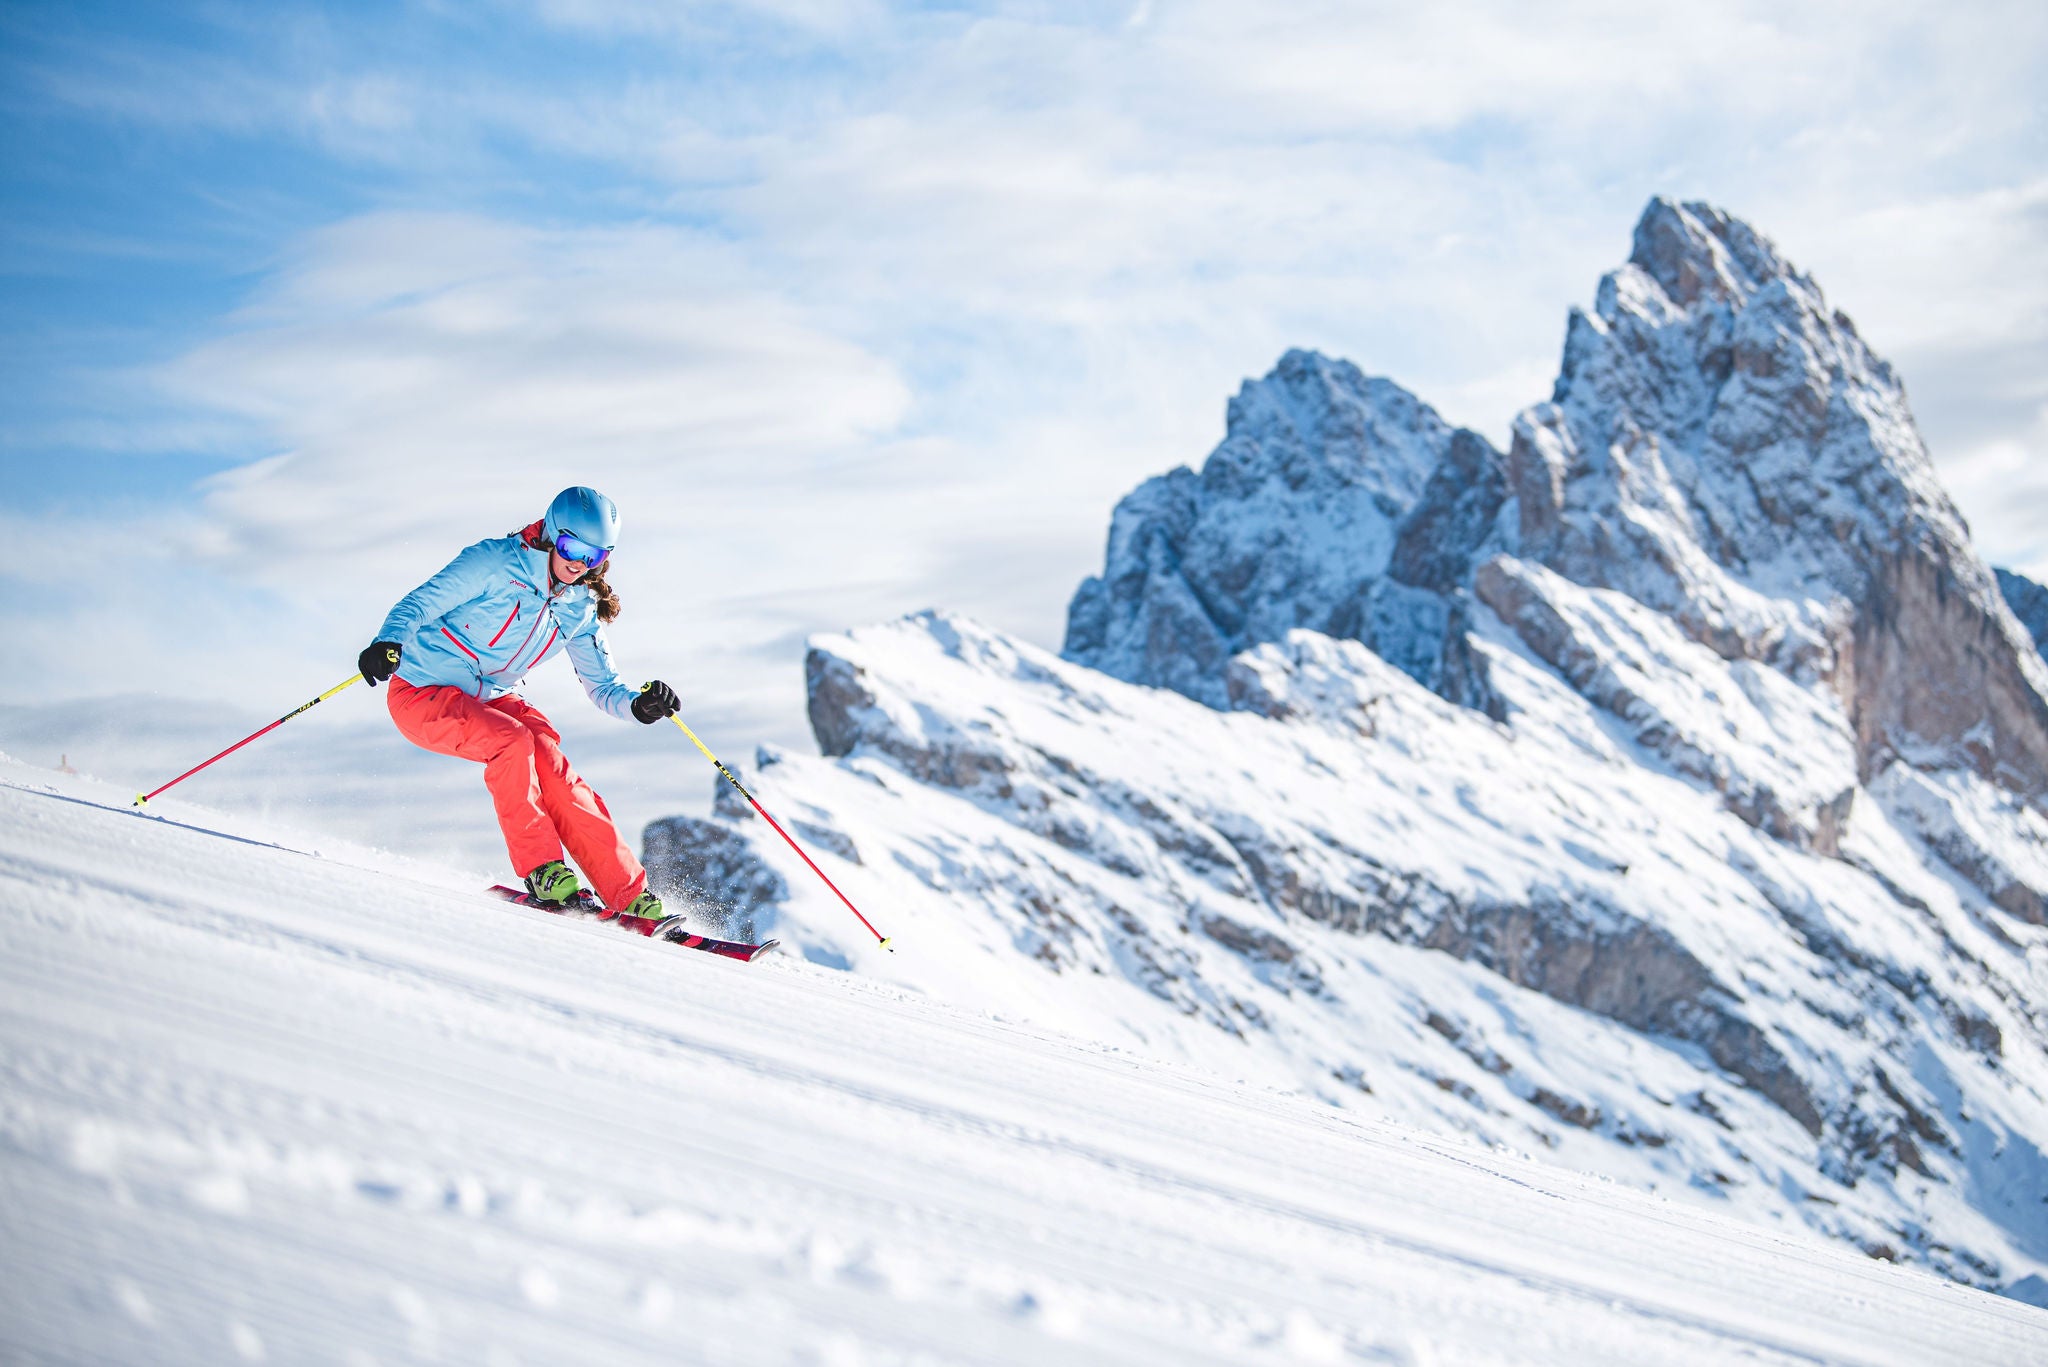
633, 679, 680, 724
359, 641, 402, 686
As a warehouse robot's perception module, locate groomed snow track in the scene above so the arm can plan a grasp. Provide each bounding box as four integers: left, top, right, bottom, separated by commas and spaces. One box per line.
2, 765, 2044, 1365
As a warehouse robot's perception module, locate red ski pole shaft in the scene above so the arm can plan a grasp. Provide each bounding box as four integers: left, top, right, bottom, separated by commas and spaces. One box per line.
665, 711, 893, 950
135, 673, 364, 806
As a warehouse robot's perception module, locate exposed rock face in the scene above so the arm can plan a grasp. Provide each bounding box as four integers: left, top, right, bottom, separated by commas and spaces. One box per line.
642, 812, 786, 941
1470, 555, 1860, 849
1996, 568, 2048, 660
1386, 429, 1512, 594
1525, 200, 2048, 793
1063, 349, 1481, 706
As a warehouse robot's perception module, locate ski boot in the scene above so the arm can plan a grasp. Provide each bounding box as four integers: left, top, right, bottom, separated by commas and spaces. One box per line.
524, 859, 583, 905
620, 890, 688, 939
620, 890, 664, 920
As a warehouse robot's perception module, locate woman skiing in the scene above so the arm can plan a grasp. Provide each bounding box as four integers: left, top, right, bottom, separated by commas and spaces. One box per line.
357, 486, 681, 919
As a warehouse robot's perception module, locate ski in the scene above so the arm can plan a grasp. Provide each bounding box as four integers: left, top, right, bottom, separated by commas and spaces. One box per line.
487, 885, 780, 962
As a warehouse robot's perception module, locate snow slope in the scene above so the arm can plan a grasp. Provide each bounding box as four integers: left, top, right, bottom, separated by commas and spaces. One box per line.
7, 762, 2047, 1365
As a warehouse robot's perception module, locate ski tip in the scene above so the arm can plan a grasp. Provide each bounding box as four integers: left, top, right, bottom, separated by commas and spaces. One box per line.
751, 939, 781, 961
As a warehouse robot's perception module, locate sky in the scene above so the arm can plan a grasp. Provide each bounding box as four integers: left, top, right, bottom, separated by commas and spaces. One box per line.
4, 0, 2047, 772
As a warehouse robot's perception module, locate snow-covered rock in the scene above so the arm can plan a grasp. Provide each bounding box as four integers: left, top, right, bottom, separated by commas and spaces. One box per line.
642, 811, 786, 941
648, 199, 2048, 1294
754, 608, 2048, 1289
1063, 349, 1481, 706
1997, 568, 2048, 661
1507, 198, 2048, 797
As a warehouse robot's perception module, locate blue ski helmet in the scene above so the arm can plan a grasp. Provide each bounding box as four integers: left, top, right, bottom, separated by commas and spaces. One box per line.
544, 486, 620, 554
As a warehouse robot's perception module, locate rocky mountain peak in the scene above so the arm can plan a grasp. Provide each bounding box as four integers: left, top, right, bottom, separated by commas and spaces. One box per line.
1521, 200, 2048, 793
1211, 347, 1449, 507
1069, 197, 2048, 799
1062, 351, 1481, 707
1625, 196, 1798, 312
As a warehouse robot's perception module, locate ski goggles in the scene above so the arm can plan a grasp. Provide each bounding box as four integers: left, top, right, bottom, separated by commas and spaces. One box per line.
553, 530, 611, 568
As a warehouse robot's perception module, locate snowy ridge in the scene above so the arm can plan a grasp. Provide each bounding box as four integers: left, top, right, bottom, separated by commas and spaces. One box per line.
650, 200, 2048, 1300
6, 763, 2048, 1364
754, 610, 2048, 1289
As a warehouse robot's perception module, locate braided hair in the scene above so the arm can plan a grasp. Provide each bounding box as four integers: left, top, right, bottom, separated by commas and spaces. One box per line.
583, 560, 622, 624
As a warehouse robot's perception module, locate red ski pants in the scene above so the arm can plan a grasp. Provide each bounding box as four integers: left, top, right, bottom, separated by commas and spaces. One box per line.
386, 678, 648, 909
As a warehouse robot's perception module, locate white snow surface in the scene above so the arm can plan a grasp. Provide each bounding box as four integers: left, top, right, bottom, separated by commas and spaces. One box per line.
5, 761, 2048, 1365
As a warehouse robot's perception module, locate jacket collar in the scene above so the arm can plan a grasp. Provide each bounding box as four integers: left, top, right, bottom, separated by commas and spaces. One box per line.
514, 521, 556, 593
516, 519, 583, 600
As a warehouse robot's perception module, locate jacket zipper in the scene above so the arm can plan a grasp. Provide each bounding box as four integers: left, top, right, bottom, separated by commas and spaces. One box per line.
460, 565, 568, 682
489, 601, 549, 678
485, 603, 520, 647
507, 577, 570, 676
526, 625, 560, 671
440, 627, 481, 663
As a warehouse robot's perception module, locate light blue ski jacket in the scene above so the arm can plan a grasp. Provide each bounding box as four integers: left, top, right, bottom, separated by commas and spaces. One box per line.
375, 531, 639, 721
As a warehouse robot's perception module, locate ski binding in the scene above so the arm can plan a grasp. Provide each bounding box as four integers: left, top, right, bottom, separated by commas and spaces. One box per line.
487, 885, 780, 962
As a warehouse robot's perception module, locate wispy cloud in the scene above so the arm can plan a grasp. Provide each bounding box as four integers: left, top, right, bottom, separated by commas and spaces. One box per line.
95, 210, 916, 726
5, 0, 2046, 738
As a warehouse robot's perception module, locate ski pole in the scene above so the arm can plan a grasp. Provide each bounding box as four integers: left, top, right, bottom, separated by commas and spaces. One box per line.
135, 673, 365, 806
658, 703, 893, 951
